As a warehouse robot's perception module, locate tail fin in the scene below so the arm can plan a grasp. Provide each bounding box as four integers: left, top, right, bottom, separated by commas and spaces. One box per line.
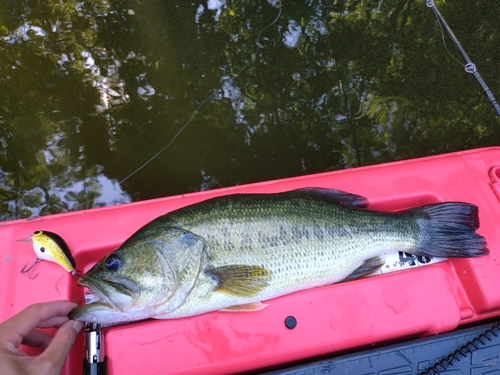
407, 202, 488, 258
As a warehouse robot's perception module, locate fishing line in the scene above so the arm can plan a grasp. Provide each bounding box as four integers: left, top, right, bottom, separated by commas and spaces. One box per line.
429, 6, 463, 67
426, 0, 500, 117
118, 94, 215, 185
119, 4, 282, 186
338, 79, 362, 167
39, 3, 283, 216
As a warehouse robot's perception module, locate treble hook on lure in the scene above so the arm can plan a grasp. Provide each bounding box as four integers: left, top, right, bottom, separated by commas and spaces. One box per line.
20, 258, 42, 279
18, 230, 79, 279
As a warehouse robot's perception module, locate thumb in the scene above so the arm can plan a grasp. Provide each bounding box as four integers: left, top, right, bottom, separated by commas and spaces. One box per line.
37, 320, 83, 372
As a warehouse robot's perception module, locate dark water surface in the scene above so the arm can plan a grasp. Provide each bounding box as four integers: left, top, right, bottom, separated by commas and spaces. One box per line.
1, 0, 499, 220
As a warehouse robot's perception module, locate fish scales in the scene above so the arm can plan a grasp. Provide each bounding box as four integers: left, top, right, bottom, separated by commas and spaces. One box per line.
69, 188, 488, 324
121, 192, 421, 317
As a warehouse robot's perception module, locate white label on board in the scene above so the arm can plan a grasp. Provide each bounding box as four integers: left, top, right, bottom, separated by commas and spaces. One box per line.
374, 251, 447, 276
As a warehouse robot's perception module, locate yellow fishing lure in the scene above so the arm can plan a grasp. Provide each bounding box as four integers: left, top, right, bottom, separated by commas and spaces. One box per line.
20, 230, 77, 278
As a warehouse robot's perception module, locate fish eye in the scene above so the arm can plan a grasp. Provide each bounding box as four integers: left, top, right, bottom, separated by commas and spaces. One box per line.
40, 247, 45, 253
105, 254, 121, 272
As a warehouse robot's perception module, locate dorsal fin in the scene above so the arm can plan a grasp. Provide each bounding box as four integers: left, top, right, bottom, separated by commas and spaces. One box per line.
293, 188, 369, 208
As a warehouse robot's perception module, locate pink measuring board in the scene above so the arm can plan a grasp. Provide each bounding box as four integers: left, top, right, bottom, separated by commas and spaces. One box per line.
1, 147, 500, 374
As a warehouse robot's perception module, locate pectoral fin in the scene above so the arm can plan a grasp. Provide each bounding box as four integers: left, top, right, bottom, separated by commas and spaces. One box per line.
219, 302, 269, 312
342, 256, 385, 282
206, 265, 271, 297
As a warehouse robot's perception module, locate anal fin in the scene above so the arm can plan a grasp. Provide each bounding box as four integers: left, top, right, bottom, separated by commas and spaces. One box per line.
343, 256, 385, 282
219, 302, 269, 312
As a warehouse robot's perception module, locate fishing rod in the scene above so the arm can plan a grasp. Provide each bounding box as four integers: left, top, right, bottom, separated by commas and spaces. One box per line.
426, 0, 500, 117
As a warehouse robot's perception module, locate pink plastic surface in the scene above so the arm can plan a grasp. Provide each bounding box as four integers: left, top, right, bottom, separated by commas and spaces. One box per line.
1, 147, 500, 374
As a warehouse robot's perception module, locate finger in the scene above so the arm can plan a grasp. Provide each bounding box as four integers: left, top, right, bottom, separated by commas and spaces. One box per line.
21, 329, 54, 351
37, 316, 70, 329
37, 320, 83, 370
23, 316, 74, 350
0, 301, 77, 339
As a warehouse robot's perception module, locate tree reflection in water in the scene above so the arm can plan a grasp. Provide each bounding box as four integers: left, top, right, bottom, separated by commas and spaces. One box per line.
0, 0, 499, 220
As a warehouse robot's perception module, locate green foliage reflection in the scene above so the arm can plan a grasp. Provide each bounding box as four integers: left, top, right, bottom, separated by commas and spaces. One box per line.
0, 0, 499, 220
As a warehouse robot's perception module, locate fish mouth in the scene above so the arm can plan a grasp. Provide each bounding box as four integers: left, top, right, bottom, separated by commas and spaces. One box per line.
78, 275, 140, 312
70, 275, 142, 323
78, 277, 118, 311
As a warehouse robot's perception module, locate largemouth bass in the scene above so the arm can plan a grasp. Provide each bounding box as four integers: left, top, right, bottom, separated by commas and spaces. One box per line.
70, 188, 488, 324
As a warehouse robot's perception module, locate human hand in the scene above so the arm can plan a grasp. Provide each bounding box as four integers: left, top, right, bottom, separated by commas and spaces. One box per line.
0, 301, 83, 375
